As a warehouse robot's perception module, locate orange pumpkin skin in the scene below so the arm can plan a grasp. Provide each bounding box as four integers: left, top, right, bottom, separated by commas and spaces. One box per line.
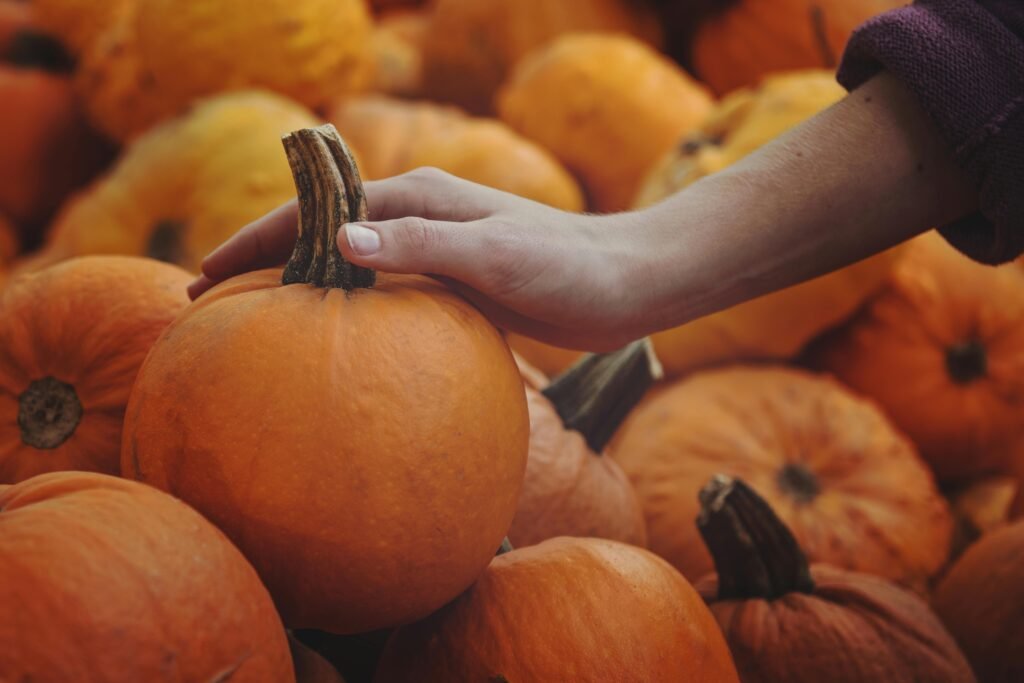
692, 0, 903, 95
424, 0, 662, 114
375, 537, 740, 682
0, 256, 191, 484
814, 233, 1024, 481
934, 521, 1024, 683
0, 213, 17, 266
498, 33, 713, 212
326, 96, 584, 211
508, 385, 647, 548
0, 471, 294, 682
122, 269, 530, 633
611, 367, 953, 589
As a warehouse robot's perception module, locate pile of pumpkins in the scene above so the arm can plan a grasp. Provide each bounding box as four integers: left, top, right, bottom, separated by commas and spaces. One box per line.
2, 0, 1023, 681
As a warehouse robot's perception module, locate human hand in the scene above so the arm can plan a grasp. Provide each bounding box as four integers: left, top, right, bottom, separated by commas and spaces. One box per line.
189, 168, 651, 351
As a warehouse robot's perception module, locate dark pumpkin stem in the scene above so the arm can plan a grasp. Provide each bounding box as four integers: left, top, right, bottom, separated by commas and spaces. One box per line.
946, 340, 987, 385
497, 538, 514, 556
542, 339, 662, 453
281, 124, 375, 291
809, 5, 837, 68
698, 475, 815, 601
19, 377, 82, 450
6, 31, 75, 73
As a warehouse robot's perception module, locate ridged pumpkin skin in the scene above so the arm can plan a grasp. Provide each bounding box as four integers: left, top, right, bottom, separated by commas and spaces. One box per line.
499, 33, 712, 212
424, 0, 662, 114
611, 367, 953, 589
632, 70, 900, 379
375, 537, 740, 682
0, 471, 294, 682
327, 96, 584, 211
814, 233, 1024, 481
0, 256, 190, 483
35, 91, 318, 274
32, 0, 130, 55
934, 521, 1024, 683
508, 385, 647, 548
122, 269, 530, 633
700, 565, 974, 682
692, 0, 903, 95
137, 0, 372, 118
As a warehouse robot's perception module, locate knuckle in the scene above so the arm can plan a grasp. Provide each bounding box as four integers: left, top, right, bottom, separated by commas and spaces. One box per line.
405, 166, 451, 184
401, 216, 442, 252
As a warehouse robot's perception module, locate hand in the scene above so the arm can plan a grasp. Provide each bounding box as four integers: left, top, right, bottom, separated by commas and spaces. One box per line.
190, 168, 651, 351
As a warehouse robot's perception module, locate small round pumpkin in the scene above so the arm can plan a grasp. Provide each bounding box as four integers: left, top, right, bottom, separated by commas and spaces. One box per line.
374, 537, 741, 682
0, 471, 294, 681
933, 520, 1024, 683
611, 366, 953, 590
122, 125, 530, 634
634, 70, 900, 379
136, 0, 373, 118
33, 90, 319, 274
509, 341, 657, 548
691, 0, 903, 95
0, 256, 191, 484
369, 8, 429, 98
695, 476, 976, 683
498, 33, 712, 212
814, 232, 1024, 481
423, 0, 662, 114
327, 95, 584, 211
0, 2, 112, 229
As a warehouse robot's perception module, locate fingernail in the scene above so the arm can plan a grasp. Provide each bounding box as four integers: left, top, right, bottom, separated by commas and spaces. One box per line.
345, 224, 381, 256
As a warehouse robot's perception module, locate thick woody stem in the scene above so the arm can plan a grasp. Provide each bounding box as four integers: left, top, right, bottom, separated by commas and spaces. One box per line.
698, 475, 815, 601
281, 124, 375, 291
542, 339, 663, 453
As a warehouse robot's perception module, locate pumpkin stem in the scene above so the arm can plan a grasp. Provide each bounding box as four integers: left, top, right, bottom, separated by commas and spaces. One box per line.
698, 474, 815, 601
6, 31, 74, 73
542, 339, 662, 454
281, 124, 375, 291
946, 340, 987, 385
497, 538, 514, 555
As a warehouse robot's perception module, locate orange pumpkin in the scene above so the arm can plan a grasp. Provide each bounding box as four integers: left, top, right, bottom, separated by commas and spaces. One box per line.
326, 96, 584, 211
31, 0, 130, 55
814, 233, 1024, 481
695, 476, 976, 682
934, 520, 1024, 683
948, 476, 1019, 561
0, 256, 191, 483
423, 0, 662, 114
0, 1, 112, 231
691, 0, 904, 95
122, 125, 530, 634
611, 366, 953, 590
375, 537, 741, 682
0, 213, 17, 266
498, 33, 713, 212
30, 91, 319, 274
509, 341, 657, 548
0, 471, 294, 681
369, 8, 429, 97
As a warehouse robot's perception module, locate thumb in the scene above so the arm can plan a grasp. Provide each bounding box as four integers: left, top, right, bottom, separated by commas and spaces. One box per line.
339, 217, 489, 284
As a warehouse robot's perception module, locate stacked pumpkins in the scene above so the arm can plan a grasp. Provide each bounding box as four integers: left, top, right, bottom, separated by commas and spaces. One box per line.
3, 0, 1024, 682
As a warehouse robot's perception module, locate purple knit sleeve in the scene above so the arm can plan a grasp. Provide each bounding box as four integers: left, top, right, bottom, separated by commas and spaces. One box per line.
838, 1, 1024, 264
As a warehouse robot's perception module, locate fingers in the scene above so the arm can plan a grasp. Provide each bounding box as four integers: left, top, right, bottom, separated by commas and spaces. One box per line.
200, 200, 299, 281
365, 168, 523, 223
339, 216, 492, 288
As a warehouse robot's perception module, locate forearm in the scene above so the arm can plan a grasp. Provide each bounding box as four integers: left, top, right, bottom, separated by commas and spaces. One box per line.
627, 73, 978, 334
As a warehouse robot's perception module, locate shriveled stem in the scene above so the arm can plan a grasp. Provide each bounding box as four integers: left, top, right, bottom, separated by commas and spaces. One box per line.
698, 475, 815, 600
281, 124, 375, 291
542, 339, 662, 453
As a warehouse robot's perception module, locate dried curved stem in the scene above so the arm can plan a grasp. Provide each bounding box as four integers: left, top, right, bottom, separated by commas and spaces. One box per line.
281, 124, 375, 291
698, 475, 815, 600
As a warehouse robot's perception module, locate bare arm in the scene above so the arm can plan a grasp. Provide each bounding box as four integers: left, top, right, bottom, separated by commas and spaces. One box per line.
191, 73, 977, 351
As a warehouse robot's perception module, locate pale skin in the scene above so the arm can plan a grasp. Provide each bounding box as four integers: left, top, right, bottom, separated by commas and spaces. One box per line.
189, 73, 978, 351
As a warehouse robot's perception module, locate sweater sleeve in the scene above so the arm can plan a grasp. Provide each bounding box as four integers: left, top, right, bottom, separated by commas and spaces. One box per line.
837, 1, 1024, 265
